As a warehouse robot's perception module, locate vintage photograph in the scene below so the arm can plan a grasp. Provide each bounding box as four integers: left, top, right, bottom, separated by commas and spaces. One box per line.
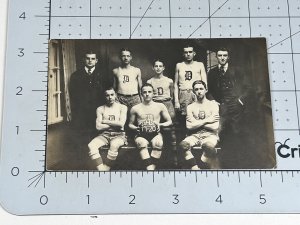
46, 38, 276, 171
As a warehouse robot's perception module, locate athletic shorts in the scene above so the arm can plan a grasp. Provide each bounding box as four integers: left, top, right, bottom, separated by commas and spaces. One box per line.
153, 99, 175, 120
135, 132, 163, 144
117, 94, 141, 108
183, 131, 219, 148
179, 89, 196, 115
93, 131, 127, 146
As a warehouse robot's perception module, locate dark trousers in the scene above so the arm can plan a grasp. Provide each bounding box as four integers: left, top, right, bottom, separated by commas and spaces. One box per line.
218, 100, 246, 169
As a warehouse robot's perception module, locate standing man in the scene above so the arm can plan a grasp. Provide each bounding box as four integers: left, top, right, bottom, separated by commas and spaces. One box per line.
113, 48, 142, 109
147, 59, 177, 168
147, 59, 175, 120
174, 45, 207, 116
207, 47, 251, 168
129, 83, 172, 170
88, 87, 127, 171
174, 45, 207, 150
179, 80, 220, 170
69, 50, 109, 133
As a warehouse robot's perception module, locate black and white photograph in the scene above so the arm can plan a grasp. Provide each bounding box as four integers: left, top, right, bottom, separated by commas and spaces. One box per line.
46, 38, 276, 171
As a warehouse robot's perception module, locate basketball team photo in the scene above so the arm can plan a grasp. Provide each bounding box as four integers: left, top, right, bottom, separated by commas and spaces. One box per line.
46, 38, 276, 171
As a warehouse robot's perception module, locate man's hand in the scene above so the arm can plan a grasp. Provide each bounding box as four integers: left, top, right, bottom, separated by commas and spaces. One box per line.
136, 125, 141, 133
155, 122, 160, 133
206, 115, 219, 124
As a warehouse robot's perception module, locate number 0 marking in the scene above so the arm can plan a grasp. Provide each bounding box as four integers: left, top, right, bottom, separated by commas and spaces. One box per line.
40, 195, 48, 205
129, 194, 136, 205
11, 167, 19, 176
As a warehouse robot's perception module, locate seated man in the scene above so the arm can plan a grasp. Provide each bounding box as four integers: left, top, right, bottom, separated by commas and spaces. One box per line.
179, 80, 220, 170
129, 83, 172, 170
88, 87, 127, 171
147, 59, 177, 168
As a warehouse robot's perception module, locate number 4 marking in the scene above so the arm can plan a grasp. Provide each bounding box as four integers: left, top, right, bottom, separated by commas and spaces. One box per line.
19, 12, 26, 20
216, 194, 223, 204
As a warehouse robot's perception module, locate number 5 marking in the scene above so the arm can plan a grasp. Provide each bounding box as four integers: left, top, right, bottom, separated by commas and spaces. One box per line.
259, 194, 266, 204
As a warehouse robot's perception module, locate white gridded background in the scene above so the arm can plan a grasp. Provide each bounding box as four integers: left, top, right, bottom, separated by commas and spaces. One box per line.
49, 0, 300, 149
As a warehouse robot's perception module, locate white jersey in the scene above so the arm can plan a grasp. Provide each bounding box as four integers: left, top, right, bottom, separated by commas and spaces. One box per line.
147, 76, 173, 101
187, 99, 219, 134
97, 102, 127, 131
177, 61, 205, 90
113, 66, 140, 95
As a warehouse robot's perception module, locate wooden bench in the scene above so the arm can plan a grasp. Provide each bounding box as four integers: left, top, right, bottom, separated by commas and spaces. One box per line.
99, 142, 221, 170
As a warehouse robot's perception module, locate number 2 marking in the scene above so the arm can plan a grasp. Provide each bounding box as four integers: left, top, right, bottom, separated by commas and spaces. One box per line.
129, 194, 136, 205
16, 86, 23, 95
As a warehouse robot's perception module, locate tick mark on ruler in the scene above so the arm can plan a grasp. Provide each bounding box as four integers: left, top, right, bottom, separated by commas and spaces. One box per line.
173, 172, 176, 187
259, 171, 263, 187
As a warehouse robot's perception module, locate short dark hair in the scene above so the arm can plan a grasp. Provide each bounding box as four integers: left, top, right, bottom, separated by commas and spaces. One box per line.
192, 80, 207, 90
84, 49, 97, 55
152, 59, 165, 67
216, 47, 229, 54
141, 83, 154, 92
182, 43, 194, 51
120, 48, 132, 56
104, 87, 115, 94
84, 50, 97, 57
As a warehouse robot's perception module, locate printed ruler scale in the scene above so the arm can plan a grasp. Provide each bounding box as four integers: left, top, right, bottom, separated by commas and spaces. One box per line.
1, 0, 300, 214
